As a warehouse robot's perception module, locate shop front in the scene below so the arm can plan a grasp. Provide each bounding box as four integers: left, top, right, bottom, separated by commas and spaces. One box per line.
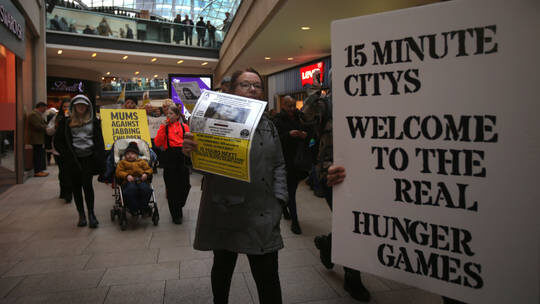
267, 57, 331, 112
0, 0, 47, 185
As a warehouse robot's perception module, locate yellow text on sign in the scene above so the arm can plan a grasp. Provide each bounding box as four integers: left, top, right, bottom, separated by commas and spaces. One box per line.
100, 109, 152, 150
191, 132, 250, 182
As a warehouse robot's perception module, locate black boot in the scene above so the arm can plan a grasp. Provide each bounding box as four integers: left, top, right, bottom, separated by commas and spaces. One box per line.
282, 205, 291, 220
77, 214, 87, 227
88, 212, 99, 228
173, 208, 183, 225
314, 233, 334, 269
344, 268, 370, 302
290, 219, 302, 234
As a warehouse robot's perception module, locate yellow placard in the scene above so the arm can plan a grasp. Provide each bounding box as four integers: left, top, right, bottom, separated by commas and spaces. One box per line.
100, 109, 152, 150
191, 132, 250, 182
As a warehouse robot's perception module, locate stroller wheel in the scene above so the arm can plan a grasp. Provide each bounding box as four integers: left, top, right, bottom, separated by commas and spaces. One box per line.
110, 209, 116, 221
152, 209, 159, 226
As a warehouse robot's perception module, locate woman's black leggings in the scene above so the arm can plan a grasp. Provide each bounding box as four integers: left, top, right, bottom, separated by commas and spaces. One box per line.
163, 165, 190, 219
211, 250, 281, 304
71, 156, 95, 215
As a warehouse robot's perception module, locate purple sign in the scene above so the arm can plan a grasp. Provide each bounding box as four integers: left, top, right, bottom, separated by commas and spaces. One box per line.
169, 76, 212, 113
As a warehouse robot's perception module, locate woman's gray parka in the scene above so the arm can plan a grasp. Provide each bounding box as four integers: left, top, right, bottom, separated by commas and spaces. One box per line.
193, 116, 288, 255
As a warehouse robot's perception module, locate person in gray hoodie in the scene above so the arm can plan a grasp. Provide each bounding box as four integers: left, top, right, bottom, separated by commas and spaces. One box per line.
54, 95, 105, 228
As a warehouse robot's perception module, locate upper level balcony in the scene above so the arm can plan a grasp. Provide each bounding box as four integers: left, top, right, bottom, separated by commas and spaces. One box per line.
46, 5, 224, 58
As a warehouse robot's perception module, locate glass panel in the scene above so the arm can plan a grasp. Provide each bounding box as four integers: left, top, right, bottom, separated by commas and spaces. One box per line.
0, 45, 16, 174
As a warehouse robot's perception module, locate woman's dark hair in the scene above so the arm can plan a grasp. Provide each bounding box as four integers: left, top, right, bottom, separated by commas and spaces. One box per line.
61, 98, 71, 107
229, 68, 264, 93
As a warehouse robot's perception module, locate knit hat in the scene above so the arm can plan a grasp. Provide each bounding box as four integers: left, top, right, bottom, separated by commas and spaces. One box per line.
124, 141, 139, 155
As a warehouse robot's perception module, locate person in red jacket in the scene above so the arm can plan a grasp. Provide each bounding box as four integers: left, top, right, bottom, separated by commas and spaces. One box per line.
154, 104, 191, 224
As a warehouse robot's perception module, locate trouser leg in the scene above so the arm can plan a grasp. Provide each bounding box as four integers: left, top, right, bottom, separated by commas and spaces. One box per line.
71, 171, 85, 215
33, 144, 45, 173
122, 182, 139, 213
247, 251, 282, 304
139, 182, 153, 209
211, 250, 238, 304
163, 167, 180, 219
82, 172, 94, 212
286, 173, 299, 223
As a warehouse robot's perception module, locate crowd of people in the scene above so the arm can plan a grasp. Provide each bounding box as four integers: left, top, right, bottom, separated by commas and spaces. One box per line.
47, 0, 231, 48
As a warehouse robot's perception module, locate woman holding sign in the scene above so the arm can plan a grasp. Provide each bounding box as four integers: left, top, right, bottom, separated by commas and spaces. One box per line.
182, 68, 288, 304
154, 104, 191, 224
54, 95, 105, 228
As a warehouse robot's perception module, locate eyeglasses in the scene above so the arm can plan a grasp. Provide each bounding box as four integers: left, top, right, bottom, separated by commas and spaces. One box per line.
238, 82, 263, 91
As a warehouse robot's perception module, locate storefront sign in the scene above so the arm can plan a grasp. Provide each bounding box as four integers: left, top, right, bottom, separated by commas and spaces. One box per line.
47, 77, 86, 93
0, 0, 25, 58
331, 0, 539, 303
300, 61, 324, 86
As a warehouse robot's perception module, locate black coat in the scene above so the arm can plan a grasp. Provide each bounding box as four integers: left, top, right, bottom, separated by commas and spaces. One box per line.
54, 117, 105, 176
273, 110, 309, 176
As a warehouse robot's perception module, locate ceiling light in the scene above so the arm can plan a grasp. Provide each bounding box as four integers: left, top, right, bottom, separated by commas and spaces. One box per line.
113, 77, 116, 81
301, 26, 311, 30
177, 60, 184, 64
57, 50, 63, 54
154, 74, 158, 78
101, 77, 104, 80
264, 57, 271, 60
91, 53, 97, 57
287, 57, 294, 60
151, 58, 157, 62
201, 62, 208, 66
134, 71, 140, 75
122, 55, 128, 60
106, 72, 110, 75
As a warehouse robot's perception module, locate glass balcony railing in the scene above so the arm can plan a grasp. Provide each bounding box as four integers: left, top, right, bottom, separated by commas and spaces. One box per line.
46, 6, 226, 49
101, 78, 168, 92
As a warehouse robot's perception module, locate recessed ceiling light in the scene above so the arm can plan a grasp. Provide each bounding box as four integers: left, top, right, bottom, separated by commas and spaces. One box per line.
106, 72, 110, 75
91, 53, 97, 57
201, 62, 208, 66
151, 58, 157, 62
101, 77, 104, 80
57, 50, 63, 54
264, 57, 271, 60
134, 71, 140, 75
177, 60, 184, 64
113, 77, 116, 81
154, 74, 158, 78
287, 57, 294, 60
301, 26, 311, 30
122, 55, 128, 60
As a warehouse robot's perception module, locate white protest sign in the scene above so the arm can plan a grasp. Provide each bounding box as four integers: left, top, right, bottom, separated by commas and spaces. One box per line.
331, 0, 539, 303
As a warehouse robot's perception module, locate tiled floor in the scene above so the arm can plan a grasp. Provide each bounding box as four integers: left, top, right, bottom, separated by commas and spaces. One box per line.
0, 166, 444, 304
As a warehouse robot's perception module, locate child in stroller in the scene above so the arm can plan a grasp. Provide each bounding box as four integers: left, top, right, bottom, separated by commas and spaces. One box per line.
115, 141, 153, 215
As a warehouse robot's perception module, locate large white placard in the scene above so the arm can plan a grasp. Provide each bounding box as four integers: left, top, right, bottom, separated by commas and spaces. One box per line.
331, 0, 539, 303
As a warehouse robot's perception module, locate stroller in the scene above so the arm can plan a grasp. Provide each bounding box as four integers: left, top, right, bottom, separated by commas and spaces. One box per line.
110, 139, 159, 230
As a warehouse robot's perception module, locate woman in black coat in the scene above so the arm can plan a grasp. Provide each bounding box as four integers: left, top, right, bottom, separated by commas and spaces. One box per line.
54, 95, 105, 228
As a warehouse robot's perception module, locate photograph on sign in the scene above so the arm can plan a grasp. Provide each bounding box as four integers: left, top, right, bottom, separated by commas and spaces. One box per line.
330, 0, 539, 303
189, 90, 266, 182
168, 74, 212, 113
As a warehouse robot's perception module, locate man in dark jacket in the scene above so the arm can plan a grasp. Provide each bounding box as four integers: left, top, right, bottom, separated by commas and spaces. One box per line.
206, 20, 216, 48
182, 15, 194, 45
28, 102, 49, 177
274, 96, 309, 234
196, 17, 206, 46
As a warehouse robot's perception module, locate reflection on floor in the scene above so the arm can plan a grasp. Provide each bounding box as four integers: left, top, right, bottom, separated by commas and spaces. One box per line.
0, 164, 445, 304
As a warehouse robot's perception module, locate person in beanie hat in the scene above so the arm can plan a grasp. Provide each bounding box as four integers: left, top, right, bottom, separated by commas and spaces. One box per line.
115, 141, 153, 215
54, 94, 105, 228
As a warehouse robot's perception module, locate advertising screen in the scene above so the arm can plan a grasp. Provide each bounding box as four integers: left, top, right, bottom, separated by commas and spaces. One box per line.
168, 74, 213, 113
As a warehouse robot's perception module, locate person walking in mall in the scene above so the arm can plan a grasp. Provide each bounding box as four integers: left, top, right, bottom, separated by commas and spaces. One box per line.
47, 98, 72, 203
196, 17, 206, 46
54, 95, 105, 228
182, 14, 194, 45
28, 102, 49, 177
154, 104, 191, 224
173, 14, 184, 44
182, 68, 287, 304
222, 12, 231, 33
274, 95, 309, 234
206, 20, 216, 48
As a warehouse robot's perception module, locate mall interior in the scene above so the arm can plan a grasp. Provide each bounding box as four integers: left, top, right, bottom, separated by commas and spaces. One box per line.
0, 0, 476, 303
